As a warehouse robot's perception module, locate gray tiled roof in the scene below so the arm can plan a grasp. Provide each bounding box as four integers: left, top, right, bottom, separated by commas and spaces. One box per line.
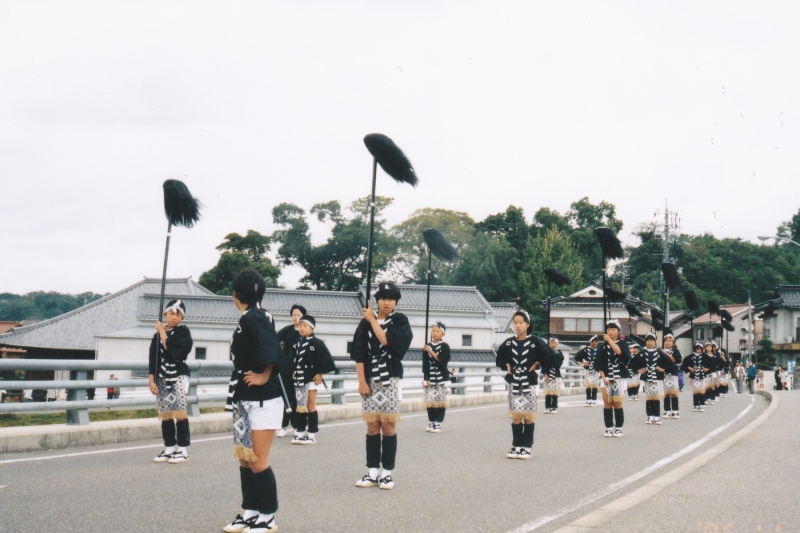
0, 278, 212, 351
403, 349, 496, 363
366, 284, 493, 313
756, 285, 800, 311
490, 302, 517, 333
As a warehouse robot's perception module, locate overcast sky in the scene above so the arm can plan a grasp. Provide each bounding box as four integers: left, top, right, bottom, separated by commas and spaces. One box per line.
2, 1, 799, 294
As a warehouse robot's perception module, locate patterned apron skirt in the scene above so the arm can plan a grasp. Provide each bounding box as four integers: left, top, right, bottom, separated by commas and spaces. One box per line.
542, 376, 560, 396
643, 380, 665, 401
691, 377, 707, 394
295, 383, 309, 413
424, 382, 448, 408
663, 375, 680, 397
627, 372, 640, 388
508, 387, 538, 419
708, 372, 718, 388
362, 378, 402, 423
601, 378, 627, 401
717, 373, 728, 386
584, 370, 600, 389
157, 375, 188, 421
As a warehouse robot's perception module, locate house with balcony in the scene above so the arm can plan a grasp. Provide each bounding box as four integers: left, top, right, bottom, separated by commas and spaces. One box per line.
756, 285, 800, 370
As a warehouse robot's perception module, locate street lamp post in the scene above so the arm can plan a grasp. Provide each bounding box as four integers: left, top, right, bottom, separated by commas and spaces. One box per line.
758, 235, 800, 248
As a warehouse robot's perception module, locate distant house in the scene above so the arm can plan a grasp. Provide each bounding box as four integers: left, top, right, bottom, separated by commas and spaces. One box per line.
489, 302, 517, 349
0, 321, 20, 335
755, 285, 800, 369
691, 304, 756, 363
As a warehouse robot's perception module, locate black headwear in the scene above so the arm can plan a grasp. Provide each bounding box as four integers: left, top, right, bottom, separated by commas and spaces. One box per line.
163, 299, 186, 316
374, 282, 402, 302
290, 304, 307, 316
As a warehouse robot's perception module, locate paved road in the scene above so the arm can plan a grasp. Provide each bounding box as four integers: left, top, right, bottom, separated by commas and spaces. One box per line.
0, 390, 767, 533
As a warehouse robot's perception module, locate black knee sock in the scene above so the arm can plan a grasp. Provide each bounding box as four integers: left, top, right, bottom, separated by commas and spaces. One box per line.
296, 412, 308, 432
634, 385, 640, 396
252, 467, 278, 515
553, 396, 558, 409
381, 434, 397, 470
671, 396, 679, 411
614, 407, 624, 428
281, 409, 292, 429
591, 388, 598, 401
427, 407, 436, 422
663, 397, 671, 412
161, 419, 176, 447
586, 388, 592, 400
522, 423, 534, 448
693, 394, 701, 406
512, 423, 523, 446
653, 400, 660, 417
437, 407, 446, 423
646, 400, 654, 416
544, 395, 551, 409
176, 418, 190, 447
603, 408, 613, 428
366, 434, 381, 469
240, 467, 257, 511
307, 411, 319, 433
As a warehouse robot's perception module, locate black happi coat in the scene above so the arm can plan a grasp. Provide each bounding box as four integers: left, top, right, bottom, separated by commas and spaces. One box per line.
661, 347, 683, 376
277, 325, 301, 380
350, 312, 413, 379
422, 341, 452, 383
230, 306, 283, 402
574, 346, 599, 372
680, 352, 714, 380
716, 352, 729, 374
631, 348, 671, 382
595, 339, 632, 380
148, 325, 193, 378
495, 335, 555, 386
705, 351, 719, 373
292, 335, 336, 384
541, 349, 565, 379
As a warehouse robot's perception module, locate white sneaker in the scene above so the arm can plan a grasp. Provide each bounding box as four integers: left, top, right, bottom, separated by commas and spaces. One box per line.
168, 450, 188, 464
431, 424, 442, 433
378, 475, 395, 490
426, 423, 434, 433
247, 515, 277, 532
551, 410, 558, 414
613, 428, 623, 438
222, 514, 257, 533
672, 412, 680, 419
153, 450, 173, 463
604, 429, 614, 437
654, 418, 662, 425
355, 474, 377, 488
291, 435, 306, 445
298, 435, 316, 445
646, 417, 653, 424
517, 448, 532, 460
275, 428, 287, 438
507, 447, 520, 459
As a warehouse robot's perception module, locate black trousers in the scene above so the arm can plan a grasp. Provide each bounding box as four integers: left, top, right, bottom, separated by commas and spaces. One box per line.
161, 418, 190, 447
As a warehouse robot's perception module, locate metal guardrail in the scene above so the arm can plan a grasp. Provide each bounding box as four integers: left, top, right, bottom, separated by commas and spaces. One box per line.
0, 359, 586, 425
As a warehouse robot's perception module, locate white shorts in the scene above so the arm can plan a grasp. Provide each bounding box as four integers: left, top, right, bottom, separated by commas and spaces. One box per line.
307, 381, 321, 391
241, 397, 284, 431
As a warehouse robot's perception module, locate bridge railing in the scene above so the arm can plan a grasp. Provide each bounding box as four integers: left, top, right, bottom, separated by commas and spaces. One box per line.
0, 359, 585, 425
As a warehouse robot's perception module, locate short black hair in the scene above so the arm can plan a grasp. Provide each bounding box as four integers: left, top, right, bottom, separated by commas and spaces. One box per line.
512, 309, 533, 334
374, 282, 401, 302
290, 304, 307, 316
231, 268, 265, 306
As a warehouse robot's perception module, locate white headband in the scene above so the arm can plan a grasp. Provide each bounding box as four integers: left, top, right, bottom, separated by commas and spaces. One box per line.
300, 318, 315, 328
163, 299, 184, 316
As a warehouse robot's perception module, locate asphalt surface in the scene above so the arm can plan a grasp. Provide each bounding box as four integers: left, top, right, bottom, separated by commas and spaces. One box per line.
0, 390, 768, 533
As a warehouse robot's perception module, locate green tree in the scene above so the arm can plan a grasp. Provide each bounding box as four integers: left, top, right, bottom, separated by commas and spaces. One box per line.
518, 228, 584, 332
270, 197, 395, 291
199, 230, 281, 294
388, 208, 475, 283
565, 197, 624, 285
0, 292, 106, 321
777, 208, 800, 242
475, 206, 530, 266
755, 338, 777, 370
531, 207, 571, 236
450, 233, 518, 302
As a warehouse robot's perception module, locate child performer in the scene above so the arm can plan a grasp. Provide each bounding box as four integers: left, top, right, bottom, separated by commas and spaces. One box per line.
627, 342, 641, 401
149, 299, 194, 464
717, 348, 730, 398
662, 333, 683, 419
543, 338, 565, 413
596, 320, 631, 437
351, 283, 413, 490
276, 304, 306, 438
705, 342, 718, 405
575, 335, 600, 406
681, 342, 711, 412
631, 332, 670, 425
422, 321, 451, 433
290, 315, 335, 445
496, 310, 554, 459
223, 269, 283, 533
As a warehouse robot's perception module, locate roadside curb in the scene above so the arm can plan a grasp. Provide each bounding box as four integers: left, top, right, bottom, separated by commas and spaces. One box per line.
550, 391, 778, 533
0, 387, 585, 454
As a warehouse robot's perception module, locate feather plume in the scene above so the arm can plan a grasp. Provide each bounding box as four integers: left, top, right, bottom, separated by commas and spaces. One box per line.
707, 300, 721, 316
651, 308, 664, 321
163, 180, 201, 228
684, 290, 700, 311
713, 325, 724, 337
423, 229, 460, 262
604, 287, 626, 302
661, 262, 680, 290
664, 326, 673, 336
719, 309, 733, 322
363, 134, 418, 186
652, 318, 664, 331
594, 227, 624, 259
721, 319, 735, 332
625, 303, 644, 318
544, 268, 572, 287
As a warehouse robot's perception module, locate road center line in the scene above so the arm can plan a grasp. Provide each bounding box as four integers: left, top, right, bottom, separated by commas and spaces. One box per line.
507, 395, 756, 533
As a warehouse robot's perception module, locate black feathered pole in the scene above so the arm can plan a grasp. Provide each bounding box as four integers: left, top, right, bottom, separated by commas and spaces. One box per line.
422, 229, 459, 342
544, 268, 571, 338
594, 227, 624, 328
362, 134, 418, 305
159, 180, 201, 315
685, 289, 699, 344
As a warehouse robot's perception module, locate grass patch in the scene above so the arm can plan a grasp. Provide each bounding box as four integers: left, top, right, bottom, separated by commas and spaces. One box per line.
0, 406, 226, 428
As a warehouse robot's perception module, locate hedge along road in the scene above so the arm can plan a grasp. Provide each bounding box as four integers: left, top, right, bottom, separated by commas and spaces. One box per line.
0, 391, 766, 533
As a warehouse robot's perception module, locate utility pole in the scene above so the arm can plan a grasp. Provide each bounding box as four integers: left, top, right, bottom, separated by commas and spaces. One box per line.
654, 201, 680, 345
748, 290, 755, 367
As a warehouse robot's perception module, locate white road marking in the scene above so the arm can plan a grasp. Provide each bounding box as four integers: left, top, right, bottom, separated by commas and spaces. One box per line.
507, 395, 756, 533
0, 485, 7, 488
